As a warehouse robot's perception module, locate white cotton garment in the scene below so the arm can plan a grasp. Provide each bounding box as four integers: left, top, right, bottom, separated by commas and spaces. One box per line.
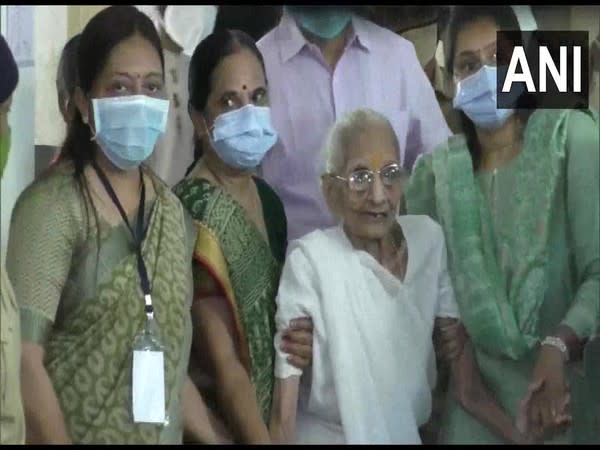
164, 6, 217, 57
145, 50, 194, 186
274, 215, 460, 444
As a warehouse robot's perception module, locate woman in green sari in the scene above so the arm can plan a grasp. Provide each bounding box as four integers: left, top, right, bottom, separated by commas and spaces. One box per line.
8, 6, 226, 444
405, 5, 599, 444
173, 29, 313, 444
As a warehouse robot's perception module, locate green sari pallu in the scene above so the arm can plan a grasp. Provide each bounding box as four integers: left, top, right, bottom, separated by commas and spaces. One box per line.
174, 177, 286, 424
406, 109, 600, 443
10, 168, 194, 444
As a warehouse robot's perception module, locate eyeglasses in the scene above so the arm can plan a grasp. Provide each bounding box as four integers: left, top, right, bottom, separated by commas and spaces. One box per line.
330, 163, 407, 193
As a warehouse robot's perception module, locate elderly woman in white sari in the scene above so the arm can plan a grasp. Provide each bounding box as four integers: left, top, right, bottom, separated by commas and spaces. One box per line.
268, 108, 538, 445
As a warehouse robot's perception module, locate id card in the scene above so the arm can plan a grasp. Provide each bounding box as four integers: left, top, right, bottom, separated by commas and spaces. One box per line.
132, 349, 166, 424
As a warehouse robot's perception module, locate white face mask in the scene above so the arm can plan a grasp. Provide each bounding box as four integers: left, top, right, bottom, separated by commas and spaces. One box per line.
512, 5, 537, 32
511, 5, 537, 49
400, 22, 439, 67
163, 5, 218, 56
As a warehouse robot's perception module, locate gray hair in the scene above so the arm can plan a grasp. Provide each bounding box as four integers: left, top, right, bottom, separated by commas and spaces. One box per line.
317, 108, 400, 186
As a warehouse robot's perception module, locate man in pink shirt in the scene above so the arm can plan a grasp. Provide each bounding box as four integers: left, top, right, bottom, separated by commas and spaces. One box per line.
258, 6, 451, 241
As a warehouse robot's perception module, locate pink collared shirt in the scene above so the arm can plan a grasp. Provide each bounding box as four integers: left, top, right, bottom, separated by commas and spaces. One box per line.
258, 13, 451, 241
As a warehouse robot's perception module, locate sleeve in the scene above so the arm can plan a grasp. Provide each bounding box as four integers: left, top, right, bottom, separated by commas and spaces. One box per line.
405, 152, 439, 222
560, 110, 600, 338
402, 43, 452, 171
273, 245, 320, 380
435, 224, 460, 319
6, 182, 78, 345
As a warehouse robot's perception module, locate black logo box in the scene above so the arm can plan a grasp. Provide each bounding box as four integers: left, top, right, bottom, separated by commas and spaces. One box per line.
497, 31, 590, 109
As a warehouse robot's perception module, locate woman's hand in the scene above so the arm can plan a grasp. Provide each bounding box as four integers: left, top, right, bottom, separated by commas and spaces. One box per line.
281, 317, 313, 370
182, 376, 233, 444
514, 379, 544, 444
269, 424, 287, 445
452, 339, 526, 444
269, 377, 300, 445
525, 345, 572, 440
433, 318, 468, 362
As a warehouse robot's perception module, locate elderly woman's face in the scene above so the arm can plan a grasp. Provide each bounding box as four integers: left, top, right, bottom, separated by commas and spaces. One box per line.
336, 123, 403, 240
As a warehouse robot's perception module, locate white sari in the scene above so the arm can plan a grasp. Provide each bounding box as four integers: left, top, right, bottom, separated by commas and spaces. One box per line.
274, 215, 459, 444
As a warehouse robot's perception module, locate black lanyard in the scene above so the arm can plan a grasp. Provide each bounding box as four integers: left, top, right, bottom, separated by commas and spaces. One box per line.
92, 162, 154, 317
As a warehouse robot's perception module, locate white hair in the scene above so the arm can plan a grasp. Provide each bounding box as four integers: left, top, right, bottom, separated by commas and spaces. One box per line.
317, 108, 400, 187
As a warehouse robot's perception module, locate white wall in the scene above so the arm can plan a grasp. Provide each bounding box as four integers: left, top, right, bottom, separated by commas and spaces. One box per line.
35, 5, 68, 146
1, 6, 108, 255
68, 5, 108, 38
1, 6, 36, 255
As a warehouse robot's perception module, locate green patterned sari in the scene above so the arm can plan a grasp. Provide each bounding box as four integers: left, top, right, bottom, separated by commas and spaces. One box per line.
7, 163, 196, 444
173, 176, 287, 423
406, 109, 599, 443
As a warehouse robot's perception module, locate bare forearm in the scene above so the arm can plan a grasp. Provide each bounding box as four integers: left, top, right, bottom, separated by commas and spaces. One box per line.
216, 368, 270, 444
183, 376, 231, 444
452, 341, 522, 444
193, 296, 271, 444
270, 377, 300, 444
21, 362, 71, 444
458, 383, 519, 443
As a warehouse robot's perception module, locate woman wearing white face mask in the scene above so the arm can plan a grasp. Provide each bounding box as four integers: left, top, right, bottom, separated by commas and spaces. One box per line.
406, 5, 599, 445
8, 6, 228, 445
136, 5, 218, 186
173, 29, 315, 444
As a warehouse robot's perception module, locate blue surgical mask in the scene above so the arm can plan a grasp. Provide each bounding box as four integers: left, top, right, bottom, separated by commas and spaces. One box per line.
453, 65, 523, 131
91, 95, 170, 171
210, 104, 277, 170
286, 6, 353, 40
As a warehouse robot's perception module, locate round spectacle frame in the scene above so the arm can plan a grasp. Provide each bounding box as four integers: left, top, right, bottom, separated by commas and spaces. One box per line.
330, 163, 408, 193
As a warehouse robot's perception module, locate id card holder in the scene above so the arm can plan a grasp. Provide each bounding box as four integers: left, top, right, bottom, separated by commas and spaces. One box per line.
132, 314, 166, 424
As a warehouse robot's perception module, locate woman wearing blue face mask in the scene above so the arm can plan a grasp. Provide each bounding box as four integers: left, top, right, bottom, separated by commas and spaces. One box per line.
7, 6, 228, 445
173, 29, 314, 444
405, 5, 599, 445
